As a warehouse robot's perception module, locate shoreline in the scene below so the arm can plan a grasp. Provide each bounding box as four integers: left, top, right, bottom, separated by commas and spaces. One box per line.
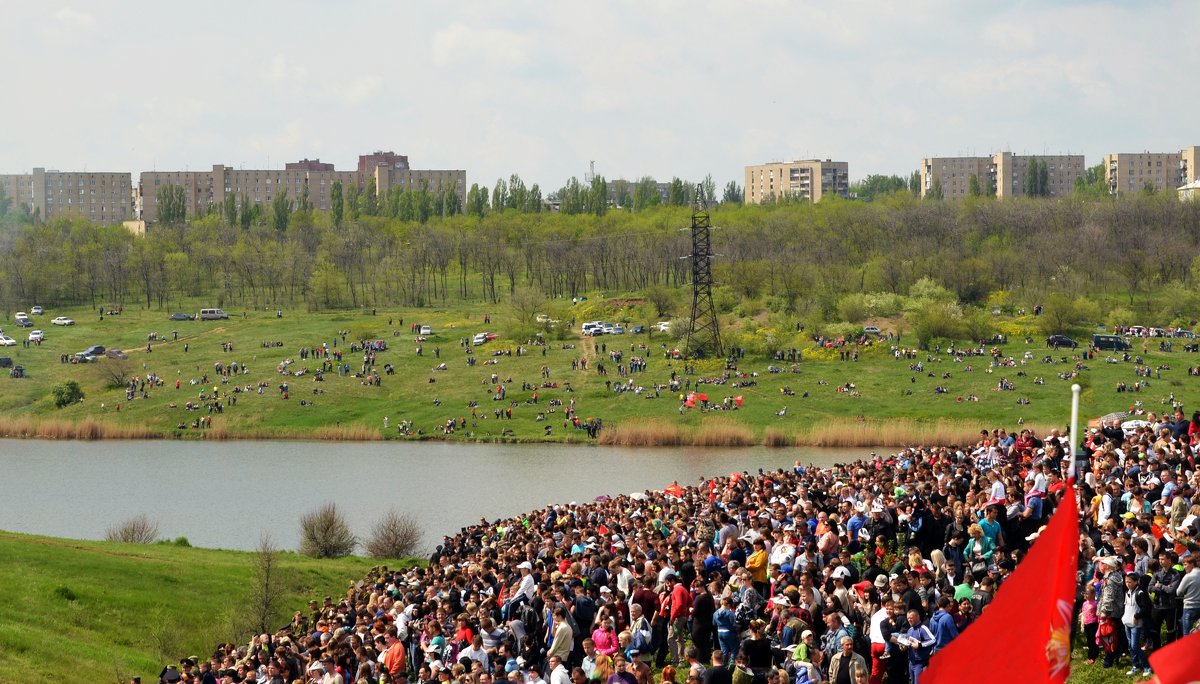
0, 415, 1057, 448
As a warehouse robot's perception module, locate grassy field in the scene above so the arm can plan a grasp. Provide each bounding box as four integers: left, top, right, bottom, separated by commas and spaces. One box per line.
0, 530, 381, 683
1, 301, 1196, 444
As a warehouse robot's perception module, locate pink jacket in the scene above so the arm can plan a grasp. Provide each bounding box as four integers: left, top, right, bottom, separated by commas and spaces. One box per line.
592, 627, 619, 656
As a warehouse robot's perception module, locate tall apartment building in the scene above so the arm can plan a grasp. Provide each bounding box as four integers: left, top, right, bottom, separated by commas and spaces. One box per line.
744, 159, 849, 204
1103, 146, 1200, 195
0, 168, 132, 223
137, 152, 464, 223
285, 158, 334, 171
920, 152, 1085, 199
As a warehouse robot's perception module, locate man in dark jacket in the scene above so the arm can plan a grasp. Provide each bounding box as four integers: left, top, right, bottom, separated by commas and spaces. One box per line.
1148, 552, 1182, 649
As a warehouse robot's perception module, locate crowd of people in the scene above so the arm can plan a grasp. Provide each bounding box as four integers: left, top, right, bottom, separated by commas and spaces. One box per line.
150, 413, 1200, 684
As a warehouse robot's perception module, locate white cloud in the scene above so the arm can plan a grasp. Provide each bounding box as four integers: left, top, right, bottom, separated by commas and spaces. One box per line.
431, 23, 533, 69
37, 6, 95, 41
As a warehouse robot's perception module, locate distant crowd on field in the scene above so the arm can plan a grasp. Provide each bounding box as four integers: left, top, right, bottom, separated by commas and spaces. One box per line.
151, 412, 1200, 684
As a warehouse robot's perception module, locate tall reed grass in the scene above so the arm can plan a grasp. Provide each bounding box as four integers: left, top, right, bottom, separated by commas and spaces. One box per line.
796, 417, 1056, 447
761, 428, 794, 448
0, 416, 158, 440
598, 419, 686, 446
693, 420, 755, 447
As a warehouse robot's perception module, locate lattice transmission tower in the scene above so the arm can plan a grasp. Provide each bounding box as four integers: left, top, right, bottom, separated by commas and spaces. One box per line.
684, 185, 723, 359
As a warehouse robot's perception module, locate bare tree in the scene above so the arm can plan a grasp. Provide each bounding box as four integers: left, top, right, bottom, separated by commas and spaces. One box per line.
365, 509, 423, 559
248, 534, 288, 634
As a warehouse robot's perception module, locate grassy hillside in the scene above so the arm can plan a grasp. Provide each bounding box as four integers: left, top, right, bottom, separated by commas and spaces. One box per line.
0, 301, 1196, 443
0, 530, 380, 683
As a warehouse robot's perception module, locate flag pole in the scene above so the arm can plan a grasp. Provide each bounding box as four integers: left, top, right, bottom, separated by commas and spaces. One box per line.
1069, 383, 1081, 480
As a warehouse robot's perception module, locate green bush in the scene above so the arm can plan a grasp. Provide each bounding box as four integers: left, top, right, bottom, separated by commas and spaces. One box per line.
52, 380, 84, 408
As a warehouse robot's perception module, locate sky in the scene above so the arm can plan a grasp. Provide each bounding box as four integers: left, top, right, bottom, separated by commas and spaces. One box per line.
2, 1, 1197, 192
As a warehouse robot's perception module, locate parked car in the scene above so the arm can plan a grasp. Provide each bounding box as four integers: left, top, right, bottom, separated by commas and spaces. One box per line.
611, 325, 626, 335
1092, 334, 1131, 351
78, 345, 106, 360
168, 312, 195, 321
28, 330, 44, 342
632, 325, 646, 334
655, 321, 671, 333
30, 306, 43, 315
863, 326, 882, 335
105, 349, 128, 359
15, 312, 29, 322
13, 318, 32, 328
0, 335, 16, 347
1174, 329, 1195, 339
419, 325, 432, 335
51, 316, 75, 326
1046, 335, 1077, 349
472, 333, 488, 346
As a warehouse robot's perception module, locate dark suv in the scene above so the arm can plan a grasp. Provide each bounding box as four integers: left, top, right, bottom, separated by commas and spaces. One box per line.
1046, 335, 1077, 349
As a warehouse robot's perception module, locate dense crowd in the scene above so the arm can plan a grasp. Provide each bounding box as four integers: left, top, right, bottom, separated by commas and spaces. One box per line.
153, 417, 1200, 684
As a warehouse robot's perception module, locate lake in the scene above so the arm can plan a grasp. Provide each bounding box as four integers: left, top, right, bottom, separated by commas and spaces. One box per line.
0, 440, 868, 553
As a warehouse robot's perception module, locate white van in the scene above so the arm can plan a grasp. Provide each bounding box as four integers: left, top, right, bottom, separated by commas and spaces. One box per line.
199, 308, 230, 320
472, 333, 488, 346
420, 325, 432, 336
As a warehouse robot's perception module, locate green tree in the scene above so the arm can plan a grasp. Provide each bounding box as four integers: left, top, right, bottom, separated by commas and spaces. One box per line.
850, 174, 908, 201
156, 184, 186, 225
613, 180, 632, 208
908, 170, 921, 197
667, 177, 688, 206
330, 181, 344, 228
701, 174, 717, 205
633, 177, 660, 210
722, 181, 743, 205
52, 379, 85, 408
589, 176, 608, 216
238, 193, 252, 229
492, 179, 508, 211
526, 184, 542, 213
968, 174, 982, 198
1074, 162, 1108, 199
0, 182, 11, 216
271, 189, 291, 231
361, 178, 378, 216
298, 179, 313, 213
928, 178, 943, 200
222, 193, 237, 227
345, 183, 360, 221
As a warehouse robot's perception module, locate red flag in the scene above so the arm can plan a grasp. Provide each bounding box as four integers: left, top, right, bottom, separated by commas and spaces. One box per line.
923, 483, 1079, 684
1148, 629, 1200, 684
734, 395, 744, 407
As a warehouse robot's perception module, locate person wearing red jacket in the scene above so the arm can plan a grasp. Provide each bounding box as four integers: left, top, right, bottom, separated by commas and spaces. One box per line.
667, 574, 693, 666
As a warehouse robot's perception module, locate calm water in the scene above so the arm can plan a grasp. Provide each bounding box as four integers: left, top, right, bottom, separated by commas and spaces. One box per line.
0, 440, 866, 553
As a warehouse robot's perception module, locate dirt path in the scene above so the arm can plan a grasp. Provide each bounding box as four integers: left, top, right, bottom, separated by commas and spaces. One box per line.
579, 336, 597, 365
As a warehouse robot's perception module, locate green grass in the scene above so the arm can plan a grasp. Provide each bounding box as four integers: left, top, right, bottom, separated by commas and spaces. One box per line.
1, 302, 1196, 443
0, 530, 384, 683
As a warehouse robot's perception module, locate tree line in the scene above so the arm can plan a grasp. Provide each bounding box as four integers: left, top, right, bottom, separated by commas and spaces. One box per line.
2, 181, 1199, 329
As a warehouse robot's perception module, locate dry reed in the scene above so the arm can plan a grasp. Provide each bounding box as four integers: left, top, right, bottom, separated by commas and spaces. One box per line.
598, 419, 686, 447
313, 424, 382, 441
761, 428, 794, 448
797, 417, 1057, 448
693, 420, 755, 447
0, 415, 157, 440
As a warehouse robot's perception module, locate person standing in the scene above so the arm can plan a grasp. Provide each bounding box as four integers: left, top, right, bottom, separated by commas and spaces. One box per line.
1177, 554, 1200, 636
668, 575, 693, 666
900, 609, 935, 684
1121, 572, 1152, 677
826, 635, 867, 684
1148, 550, 1182, 649
1097, 557, 1125, 669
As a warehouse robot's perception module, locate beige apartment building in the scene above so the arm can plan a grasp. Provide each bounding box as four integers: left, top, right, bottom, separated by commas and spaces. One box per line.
1103, 146, 1200, 195
920, 153, 1085, 199
0, 168, 132, 223
138, 152, 465, 223
744, 159, 849, 204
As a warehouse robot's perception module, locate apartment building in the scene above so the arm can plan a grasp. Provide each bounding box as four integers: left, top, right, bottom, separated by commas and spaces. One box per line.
744, 159, 849, 204
920, 153, 1085, 199
1103, 146, 1200, 195
137, 152, 465, 223
0, 168, 132, 223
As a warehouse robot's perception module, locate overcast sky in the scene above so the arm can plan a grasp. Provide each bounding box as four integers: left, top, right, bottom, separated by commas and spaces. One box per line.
2, 1, 1196, 191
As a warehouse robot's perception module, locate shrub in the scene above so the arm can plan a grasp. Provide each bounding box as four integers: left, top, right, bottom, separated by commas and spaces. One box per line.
52, 380, 85, 408
364, 509, 423, 559
299, 502, 357, 558
105, 514, 160, 544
